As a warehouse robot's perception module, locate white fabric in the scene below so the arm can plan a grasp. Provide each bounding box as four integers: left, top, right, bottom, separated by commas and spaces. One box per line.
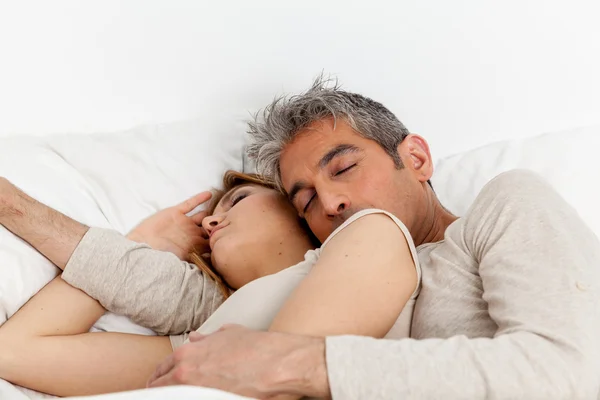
68, 386, 254, 400
0, 380, 57, 400
433, 124, 600, 239
0, 120, 244, 398
0, 382, 252, 400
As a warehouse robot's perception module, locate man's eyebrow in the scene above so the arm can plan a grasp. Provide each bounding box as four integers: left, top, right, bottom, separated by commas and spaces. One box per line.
318, 144, 361, 169
287, 181, 307, 205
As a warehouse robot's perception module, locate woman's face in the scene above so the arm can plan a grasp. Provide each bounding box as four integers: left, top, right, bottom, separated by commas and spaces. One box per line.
202, 184, 312, 289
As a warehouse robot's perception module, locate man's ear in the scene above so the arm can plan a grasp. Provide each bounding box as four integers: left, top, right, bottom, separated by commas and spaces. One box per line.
397, 134, 434, 183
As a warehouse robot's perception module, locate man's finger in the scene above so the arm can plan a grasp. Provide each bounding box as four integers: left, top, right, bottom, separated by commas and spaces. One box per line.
192, 240, 211, 256
146, 353, 177, 387
147, 369, 178, 388
218, 323, 243, 332
198, 226, 209, 239
178, 191, 213, 214
188, 331, 206, 342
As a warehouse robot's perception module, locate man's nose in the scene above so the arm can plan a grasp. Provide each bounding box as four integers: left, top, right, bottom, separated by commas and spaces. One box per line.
202, 214, 224, 234
321, 193, 351, 219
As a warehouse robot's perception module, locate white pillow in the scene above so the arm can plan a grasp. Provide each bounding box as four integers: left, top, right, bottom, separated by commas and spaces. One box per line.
433, 124, 600, 239
0, 119, 246, 333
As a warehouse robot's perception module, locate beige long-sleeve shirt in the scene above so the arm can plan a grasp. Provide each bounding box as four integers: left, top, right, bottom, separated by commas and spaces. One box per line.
62, 230, 224, 335
63, 170, 600, 399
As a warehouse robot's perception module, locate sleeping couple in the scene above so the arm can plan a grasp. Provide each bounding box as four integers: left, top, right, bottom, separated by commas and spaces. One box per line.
1, 78, 599, 400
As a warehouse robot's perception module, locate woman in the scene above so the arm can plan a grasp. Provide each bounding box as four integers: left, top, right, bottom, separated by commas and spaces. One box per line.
0, 171, 419, 397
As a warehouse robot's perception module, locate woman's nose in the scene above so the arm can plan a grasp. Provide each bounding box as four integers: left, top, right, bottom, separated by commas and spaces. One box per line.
202, 214, 224, 233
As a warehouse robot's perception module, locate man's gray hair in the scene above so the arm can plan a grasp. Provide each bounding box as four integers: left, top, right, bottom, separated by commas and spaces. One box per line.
246, 75, 411, 191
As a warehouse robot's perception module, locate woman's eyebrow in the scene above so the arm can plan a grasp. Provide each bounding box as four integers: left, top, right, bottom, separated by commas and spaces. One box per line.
217, 185, 252, 210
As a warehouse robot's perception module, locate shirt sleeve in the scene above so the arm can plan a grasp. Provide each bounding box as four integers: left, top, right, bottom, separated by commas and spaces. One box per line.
62, 228, 224, 335
325, 170, 600, 399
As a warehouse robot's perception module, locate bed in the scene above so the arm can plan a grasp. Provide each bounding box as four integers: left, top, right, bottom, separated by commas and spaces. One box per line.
1, 118, 599, 399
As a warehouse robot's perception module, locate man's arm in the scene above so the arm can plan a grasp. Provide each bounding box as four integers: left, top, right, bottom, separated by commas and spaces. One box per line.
0, 178, 223, 335
0, 177, 88, 269
61, 228, 224, 335
323, 170, 600, 399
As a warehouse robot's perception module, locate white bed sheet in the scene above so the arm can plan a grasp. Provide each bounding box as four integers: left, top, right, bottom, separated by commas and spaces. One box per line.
0, 380, 253, 400
0, 379, 55, 400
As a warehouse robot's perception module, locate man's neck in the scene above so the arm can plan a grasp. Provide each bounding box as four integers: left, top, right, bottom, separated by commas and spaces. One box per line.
413, 191, 458, 247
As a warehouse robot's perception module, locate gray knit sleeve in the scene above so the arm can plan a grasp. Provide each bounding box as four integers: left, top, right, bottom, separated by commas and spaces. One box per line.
62, 227, 224, 335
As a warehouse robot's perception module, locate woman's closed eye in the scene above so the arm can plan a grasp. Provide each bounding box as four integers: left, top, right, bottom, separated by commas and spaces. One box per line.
231, 192, 248, 207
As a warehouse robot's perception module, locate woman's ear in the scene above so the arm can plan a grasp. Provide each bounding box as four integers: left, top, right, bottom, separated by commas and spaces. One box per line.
397, 134, 434, 183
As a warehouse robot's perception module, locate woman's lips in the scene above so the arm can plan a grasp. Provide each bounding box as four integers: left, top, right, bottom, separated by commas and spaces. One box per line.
209, 225, 224, 238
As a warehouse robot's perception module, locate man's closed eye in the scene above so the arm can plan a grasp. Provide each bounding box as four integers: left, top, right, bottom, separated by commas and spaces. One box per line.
334, 164, 356, 177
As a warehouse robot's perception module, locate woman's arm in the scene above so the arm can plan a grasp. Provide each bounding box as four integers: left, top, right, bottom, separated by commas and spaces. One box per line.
0, 277, 172, 397
270, 213, 417, 337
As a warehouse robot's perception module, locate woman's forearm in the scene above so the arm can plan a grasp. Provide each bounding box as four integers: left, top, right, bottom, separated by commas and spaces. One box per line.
0, 277, 105, 389
0, 276, 173, 396
0, 332, 172, 396
0, 277, 104, 338
0, 277, 103, 388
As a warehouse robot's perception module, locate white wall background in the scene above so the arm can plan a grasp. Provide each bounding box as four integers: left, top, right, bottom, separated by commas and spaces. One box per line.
1, 0, 599, 160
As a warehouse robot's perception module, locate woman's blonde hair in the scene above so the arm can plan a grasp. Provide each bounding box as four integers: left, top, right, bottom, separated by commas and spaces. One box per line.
188, 170, 277, 299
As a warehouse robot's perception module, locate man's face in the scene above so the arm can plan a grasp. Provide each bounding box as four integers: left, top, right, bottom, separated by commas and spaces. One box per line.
279, 118, 433, 242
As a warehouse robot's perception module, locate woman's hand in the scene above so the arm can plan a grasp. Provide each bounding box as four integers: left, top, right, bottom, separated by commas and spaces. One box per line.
127, 192, 213, 262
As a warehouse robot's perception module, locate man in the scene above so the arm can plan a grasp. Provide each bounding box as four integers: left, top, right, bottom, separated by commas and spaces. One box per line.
148, 78, 600, 398
1, 78, 599, 399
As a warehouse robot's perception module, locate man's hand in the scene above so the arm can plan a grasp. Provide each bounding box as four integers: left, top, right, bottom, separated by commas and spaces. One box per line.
147, 325, 330, 399
127, 192, 213, 262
